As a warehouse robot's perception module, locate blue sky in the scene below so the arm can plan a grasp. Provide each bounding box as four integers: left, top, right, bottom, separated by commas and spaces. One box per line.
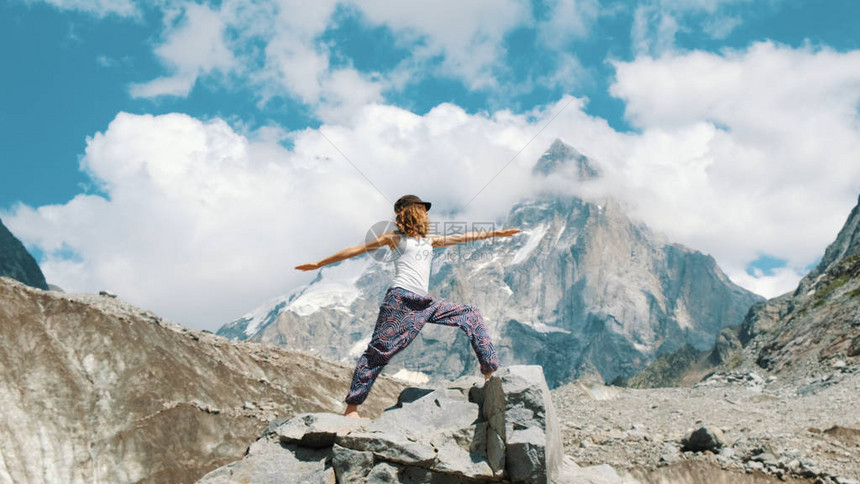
2, 0, 860, 329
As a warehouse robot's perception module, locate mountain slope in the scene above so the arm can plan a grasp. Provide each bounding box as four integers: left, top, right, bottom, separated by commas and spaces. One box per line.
628, 194, 860, 388
0, 217, 48, 290
0, 277, 403, 484
220, 140, 762, 387
741, 194, 860, 375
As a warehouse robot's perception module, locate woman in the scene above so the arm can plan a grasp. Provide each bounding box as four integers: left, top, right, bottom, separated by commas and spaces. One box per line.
296, 194, 520, 418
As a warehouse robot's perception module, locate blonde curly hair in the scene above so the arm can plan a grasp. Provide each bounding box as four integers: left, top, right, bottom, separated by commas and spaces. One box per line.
395, 203, 429, 238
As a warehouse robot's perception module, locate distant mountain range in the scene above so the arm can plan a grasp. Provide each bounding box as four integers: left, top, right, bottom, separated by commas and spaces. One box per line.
219, 140, 763, 387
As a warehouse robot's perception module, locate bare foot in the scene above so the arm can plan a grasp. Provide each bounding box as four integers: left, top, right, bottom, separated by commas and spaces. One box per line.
484, 370, 496, 382
344, 404, 360, 418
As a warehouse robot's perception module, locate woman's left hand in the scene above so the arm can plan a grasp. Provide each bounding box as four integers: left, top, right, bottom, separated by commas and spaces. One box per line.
295, 262, 321, 271
495, 228, 521, 237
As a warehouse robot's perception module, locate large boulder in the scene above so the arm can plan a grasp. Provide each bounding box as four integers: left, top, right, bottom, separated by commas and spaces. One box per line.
481, 366, 563, 483
198, 365, 604, 483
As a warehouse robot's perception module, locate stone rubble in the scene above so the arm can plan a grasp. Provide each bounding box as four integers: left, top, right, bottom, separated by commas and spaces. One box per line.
552, 365, 860, 483
198, 366, 623, 484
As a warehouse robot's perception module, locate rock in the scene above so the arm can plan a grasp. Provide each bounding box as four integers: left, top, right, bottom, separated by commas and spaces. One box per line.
507, 427, 552, 483
430, 422, 495, 479
659, 443, 682, 465
200, 365, 578, 484
710, 327, 742, 366
197, 443, 334, 484
0, 218, 49, 290
750, 451, 780, 468
486, 425, 506, 473
483, 366, 563, 483
558, 456, 624, 483
331, 444, 374, 483
366, 462, 400, 483
337, 429, 437, 466
681, 426, 725, 452
375, 388, 479, 440
799, 460, 821, 477
274, 413, 366, 448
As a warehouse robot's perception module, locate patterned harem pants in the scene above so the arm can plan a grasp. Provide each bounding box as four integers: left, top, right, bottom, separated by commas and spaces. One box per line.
345, 286, 500, 405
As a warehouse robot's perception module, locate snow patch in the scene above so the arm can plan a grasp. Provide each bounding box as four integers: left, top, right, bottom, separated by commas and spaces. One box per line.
673, 299, 693, 330
578, 383, 622, 401
239, 296, 290, 337
512, 224, 548, 264
348, 336, 372, 358
390, 368, 430, 385
529, 321, 570, 334
289, 286, 362, 317
511, 318, 570, 334
287, 258, 372, 317
632, 341, 654, 354
230, 257, 372, 337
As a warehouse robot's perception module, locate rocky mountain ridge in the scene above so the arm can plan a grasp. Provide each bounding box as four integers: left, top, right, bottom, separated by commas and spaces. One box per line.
0, 277, 404, 484
741, 194, 860, 378
630, 194, 860, 389
219, 139, 762, 387
0, 217, 48, 290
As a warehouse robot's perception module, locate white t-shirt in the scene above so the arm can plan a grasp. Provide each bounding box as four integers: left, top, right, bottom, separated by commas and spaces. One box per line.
390, 234, 433, 297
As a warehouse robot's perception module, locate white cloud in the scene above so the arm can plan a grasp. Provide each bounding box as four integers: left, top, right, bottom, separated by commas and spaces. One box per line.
10, 37, 860, 326
608, 41, 860, 294
538, 0, 600, 48
131, 2, 236, 98
630, 0, 752, 56
13, 2, 860, 321
28, 0, 138, 17
726, 267, 807, 299
357, 0, 529, 90
3, 101, 603, 329
703, 15, 742, 40
258, 23, 383, 122
5, 111, 393, 328
190, 0, 384, 121
125, 0, 595, 118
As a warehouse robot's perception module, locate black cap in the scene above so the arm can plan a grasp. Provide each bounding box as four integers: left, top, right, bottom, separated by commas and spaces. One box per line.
394, 194, 431, 213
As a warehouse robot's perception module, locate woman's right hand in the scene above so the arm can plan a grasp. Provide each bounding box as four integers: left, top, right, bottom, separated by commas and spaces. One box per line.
295, 262, 321, 271
495, 228, 521, 237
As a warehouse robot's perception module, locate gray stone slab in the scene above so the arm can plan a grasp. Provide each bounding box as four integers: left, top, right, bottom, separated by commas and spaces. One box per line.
196, 444, 334, 484
273, 413, 367, 449
336, 430, 437, 466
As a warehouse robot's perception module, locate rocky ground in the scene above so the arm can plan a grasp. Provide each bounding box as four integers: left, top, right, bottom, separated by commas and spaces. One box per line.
198, 366, 573, 484
0, 277, 404, 484
552, 364, 860, 483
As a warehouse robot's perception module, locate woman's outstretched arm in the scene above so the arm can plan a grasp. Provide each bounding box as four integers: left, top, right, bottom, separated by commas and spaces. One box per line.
295, 232, 398, 271
430, 228, 521, 248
